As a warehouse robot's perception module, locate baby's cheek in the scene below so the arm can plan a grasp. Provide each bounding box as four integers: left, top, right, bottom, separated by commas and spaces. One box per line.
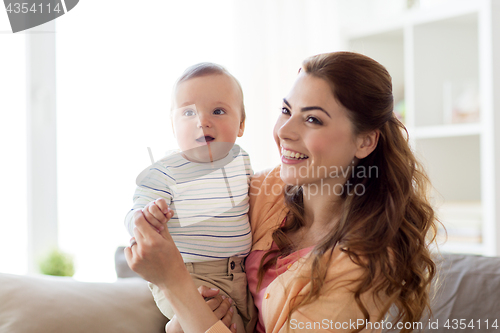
175, 130, 196, 150
219, 122, 241, 142
175, 132, 189, 146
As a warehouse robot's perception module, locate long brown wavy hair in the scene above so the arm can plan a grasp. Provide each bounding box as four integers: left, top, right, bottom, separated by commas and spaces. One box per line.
258, 52, 438, 333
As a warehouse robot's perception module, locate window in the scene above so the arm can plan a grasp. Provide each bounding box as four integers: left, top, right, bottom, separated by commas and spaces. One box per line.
0, 32, 28, 275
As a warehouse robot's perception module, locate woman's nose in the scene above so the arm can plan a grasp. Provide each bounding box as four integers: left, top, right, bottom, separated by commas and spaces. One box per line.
276, 116, 299, 141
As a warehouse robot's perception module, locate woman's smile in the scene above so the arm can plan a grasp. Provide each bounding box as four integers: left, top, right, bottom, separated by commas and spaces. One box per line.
280, 146, 309, 163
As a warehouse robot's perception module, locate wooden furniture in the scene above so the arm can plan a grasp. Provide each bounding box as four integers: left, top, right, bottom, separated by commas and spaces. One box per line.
341, 0, 500, 256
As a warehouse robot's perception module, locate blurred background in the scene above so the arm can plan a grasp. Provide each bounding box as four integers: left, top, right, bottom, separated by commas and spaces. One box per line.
1, 0, 499, 282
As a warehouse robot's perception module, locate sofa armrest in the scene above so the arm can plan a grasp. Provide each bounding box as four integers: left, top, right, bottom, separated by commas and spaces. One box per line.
0, 273, 167, 333
428, 254, 500, 326
115, 246, 141, 278
383, 253, 500, 333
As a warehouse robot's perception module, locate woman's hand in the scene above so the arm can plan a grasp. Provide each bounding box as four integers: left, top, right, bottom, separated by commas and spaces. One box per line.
124, 213, 186, 289
165, 286, 237, 333
125, 217, 226, 333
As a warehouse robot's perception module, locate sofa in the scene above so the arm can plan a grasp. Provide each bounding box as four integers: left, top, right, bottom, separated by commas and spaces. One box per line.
0, 248, 167, 333
384, 253, 500, 333
0, 250, 499, 333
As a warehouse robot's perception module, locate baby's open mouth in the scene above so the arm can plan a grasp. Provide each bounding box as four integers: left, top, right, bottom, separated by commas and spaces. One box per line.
196, 135, 215, 143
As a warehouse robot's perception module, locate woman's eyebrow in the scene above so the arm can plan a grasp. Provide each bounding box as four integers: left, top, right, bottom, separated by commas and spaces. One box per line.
283, 98, 331, 118
301, 106, 331, 118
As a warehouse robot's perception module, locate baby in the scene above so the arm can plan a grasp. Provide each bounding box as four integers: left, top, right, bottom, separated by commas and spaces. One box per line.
125, 63, 254, 333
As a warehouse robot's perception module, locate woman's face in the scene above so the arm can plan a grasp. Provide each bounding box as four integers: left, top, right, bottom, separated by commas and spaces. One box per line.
274, 73, 360, 189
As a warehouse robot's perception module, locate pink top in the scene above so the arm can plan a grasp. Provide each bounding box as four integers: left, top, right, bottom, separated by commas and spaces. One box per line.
246, 242, 314, 332
206, 167, 390, 333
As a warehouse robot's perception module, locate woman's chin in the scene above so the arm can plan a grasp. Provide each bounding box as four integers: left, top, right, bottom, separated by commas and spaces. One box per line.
279, 168, 303, 187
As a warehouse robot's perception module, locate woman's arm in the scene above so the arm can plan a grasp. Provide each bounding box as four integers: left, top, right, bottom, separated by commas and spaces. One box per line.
124, 217, 233, 333
166, 286, 236, 333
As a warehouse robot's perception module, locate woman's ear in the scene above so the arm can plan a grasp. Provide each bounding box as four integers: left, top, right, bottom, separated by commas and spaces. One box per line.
355, 130, 379, 159
238, 120, 245, 137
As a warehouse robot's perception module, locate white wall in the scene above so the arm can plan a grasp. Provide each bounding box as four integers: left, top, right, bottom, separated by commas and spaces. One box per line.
232, 0, 341, 172
53, 0, 343, 281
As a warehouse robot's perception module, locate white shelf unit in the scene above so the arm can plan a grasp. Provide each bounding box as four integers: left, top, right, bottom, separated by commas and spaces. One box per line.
342, 0, 500, 256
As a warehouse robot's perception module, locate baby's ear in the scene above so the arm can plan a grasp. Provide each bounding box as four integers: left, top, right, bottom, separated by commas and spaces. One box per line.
238, 120, 245, 137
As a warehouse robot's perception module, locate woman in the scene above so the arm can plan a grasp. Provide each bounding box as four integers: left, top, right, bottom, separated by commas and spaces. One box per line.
125, 52, 437, 333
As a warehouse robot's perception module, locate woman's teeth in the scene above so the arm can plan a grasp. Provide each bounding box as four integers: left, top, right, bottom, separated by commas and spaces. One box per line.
281, 148, 308, 160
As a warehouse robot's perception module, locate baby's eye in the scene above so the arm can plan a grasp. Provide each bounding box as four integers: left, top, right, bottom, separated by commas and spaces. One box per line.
281, 107, 291, 115
183, 109, 196, 117
306, 116, 322, 125
213, 108, 226, 115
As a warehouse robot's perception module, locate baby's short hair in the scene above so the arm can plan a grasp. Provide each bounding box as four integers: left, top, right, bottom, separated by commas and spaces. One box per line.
172, 62, 246, 123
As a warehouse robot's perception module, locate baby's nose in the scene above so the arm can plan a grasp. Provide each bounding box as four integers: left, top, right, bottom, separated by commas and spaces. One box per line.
197, 113, 212, 128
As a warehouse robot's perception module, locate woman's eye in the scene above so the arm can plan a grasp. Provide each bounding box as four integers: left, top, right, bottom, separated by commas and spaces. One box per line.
183, 109, 196, 116
281, 107, 291, 115
306, 116, 322, 125
213, 109, 226, 115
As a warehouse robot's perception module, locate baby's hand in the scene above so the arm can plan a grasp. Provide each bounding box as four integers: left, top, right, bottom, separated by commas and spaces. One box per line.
134, 198, 173, 233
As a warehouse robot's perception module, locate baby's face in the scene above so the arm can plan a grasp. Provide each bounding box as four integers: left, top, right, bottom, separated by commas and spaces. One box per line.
172, 74, 244, 163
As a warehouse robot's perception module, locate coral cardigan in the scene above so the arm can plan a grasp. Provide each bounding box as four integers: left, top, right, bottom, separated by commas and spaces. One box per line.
206, 166, 389, 333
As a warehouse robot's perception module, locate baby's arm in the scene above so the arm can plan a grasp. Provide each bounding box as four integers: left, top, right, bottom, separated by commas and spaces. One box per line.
125, 161, 175, 236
